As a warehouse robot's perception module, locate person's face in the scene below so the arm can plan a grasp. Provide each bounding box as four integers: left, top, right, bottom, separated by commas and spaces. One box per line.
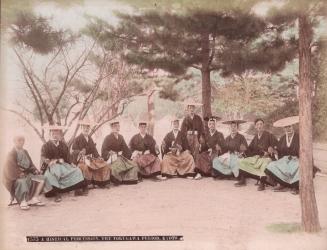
187, 105, 195, 115
230, 123, 238, 133
111, 123, 120, 133
139, 124, 147, 134
284, 125, 294, 135
255, 121, 264, 132
14, 137, 25, 149
81, 125, 90, 136
51, 130, 61, 141
208, 120, 216, 130
172, 120, 179, 130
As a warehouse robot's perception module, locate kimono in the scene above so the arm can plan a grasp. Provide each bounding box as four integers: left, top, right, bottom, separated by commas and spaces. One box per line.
213, 133, 248, 178
238, 131, 278, 179
180, 114, 205, 160
196, 130, 226, 176
101, 133, 138, 184
160, 130, 195, 176
72, 133, 110, 186
129, 133, 161, 177
41, 140, 85, 192
265, 133, 300, 187
2, 148, 52, 203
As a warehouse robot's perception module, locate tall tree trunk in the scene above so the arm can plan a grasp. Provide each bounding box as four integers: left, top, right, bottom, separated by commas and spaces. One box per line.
298, 14, 321, 233
147, 90, 155, 136
201, 32, 212, 119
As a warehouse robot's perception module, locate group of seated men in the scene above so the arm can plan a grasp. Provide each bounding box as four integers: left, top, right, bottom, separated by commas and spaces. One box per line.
3, 98, 305, 210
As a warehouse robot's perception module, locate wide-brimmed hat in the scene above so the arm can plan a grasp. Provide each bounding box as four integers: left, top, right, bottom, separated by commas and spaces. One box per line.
138, 112, 150, 125
169, 115, 181, 122
204, 115, 222, 122
109, 118, 120, 126
273, 116, 299, 128
183, 97, 203, 106
43, 124, 67, 131
222, 119, 247, 125
78, 117, 98, 127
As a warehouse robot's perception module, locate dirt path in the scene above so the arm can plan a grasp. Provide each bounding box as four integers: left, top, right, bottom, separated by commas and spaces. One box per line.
1, 175, 326, 250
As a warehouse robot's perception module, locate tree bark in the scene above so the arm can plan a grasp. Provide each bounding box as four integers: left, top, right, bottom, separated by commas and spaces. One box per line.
298, 14, 321, 233
200, 32, 212, 119
147, 90, 155, 136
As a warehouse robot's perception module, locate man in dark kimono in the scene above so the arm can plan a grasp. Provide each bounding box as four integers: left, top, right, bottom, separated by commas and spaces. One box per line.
180, 98, 205, 163
101, 120, 139, 185
235, 118, 278, 191
161, 116, 195, 178
265, 116, 300, 193
213, 120, 248, 179
72, 120, 110, 188
41, 125, 87, 202
2, 135, 52, 210
130, 121, 166, 181
195, 117, 226, 179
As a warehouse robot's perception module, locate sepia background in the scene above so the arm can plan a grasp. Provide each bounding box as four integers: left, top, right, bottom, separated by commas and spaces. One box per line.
0, 0, 327, 249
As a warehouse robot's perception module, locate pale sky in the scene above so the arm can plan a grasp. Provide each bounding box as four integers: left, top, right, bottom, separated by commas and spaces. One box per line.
34, 0, 133, 31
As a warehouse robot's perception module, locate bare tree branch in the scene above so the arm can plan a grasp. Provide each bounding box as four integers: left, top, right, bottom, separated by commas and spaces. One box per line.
1, 107, 46, 143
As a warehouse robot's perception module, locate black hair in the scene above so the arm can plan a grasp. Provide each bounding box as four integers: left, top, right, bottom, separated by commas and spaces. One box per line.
254, 118, 264, 125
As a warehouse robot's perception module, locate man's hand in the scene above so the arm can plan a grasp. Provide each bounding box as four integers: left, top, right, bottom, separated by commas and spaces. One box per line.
109, 150, 116, 156
185, 150, 191, 154
33, 169, 41, 175
240, 144, 247, 152
19, 172, 26, 178
44, 158, 51, 165
267, 146, 274, 155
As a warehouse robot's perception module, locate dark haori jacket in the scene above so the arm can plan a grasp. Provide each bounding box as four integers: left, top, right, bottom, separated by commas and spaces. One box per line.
2, 148, 38, 193
245, 131, 278, 158
101, 133, 132, 161
161, 130, 191, 156
71, 133, 100, 164
129, 133, 158, 156
225, 133, 248, 154
276, 132, 299, 158
200, 130, 226, 155
41, 140, 71, 168
181, 114, 205, 139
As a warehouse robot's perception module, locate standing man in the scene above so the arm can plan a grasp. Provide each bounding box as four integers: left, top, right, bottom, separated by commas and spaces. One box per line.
180, 98, 205, 165
161, 115, 196, 178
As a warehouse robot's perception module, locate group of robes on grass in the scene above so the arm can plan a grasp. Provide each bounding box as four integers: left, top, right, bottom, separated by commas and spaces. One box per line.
2, 98, 311, 210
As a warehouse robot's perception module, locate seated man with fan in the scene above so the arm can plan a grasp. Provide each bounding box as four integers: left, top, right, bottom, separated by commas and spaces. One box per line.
235, 118, 278, 191
101, 119, 139, 185
3, 135, 52, 210
195, 116, 226, 180
160, 115, 195, 178
41, 125, 88, 202
72, 119, 111, 188
212, 119, 248, 179
129, 118, 166, 181
265, 116, 300, 194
